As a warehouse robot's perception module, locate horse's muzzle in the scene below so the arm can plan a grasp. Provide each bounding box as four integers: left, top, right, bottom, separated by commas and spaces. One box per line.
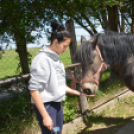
83, 88, 95, 95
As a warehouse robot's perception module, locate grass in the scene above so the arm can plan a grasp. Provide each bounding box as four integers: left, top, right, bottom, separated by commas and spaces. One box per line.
88, 68, 126, 105
1, 88, 133, 134
66, 67, 126, 110
0, 91, 37, 134
0, 47, 71, 80
0, 46, 128, 133
0, 71, 127, 134
66, 95, 134, 134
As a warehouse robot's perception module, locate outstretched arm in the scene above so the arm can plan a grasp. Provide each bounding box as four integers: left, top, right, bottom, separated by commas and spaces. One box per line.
65, 86, 95, 97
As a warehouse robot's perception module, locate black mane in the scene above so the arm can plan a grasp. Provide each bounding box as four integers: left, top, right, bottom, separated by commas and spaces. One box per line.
76, 40, 95, 66
76, 32, 134, 66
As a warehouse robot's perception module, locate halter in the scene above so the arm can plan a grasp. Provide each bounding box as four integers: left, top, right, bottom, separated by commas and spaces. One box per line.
81, 46, 107, 86
68, 45, 107, 89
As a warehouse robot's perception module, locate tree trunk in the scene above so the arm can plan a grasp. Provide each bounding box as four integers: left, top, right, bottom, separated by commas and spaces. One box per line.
107, 5, 120, 78
120, 6, 125, 32
107, 5, 119, 31
65, 19, 89, 115
65, 19, 77, 63
14, 33, 29, 87
132, 1, 134, 34
14, 33, 33, 112
101, 8, 108, 30
15, 34, 29, 75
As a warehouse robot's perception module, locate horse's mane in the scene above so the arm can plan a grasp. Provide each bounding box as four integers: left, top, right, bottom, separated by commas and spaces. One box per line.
76, 40, 95, 66
98, 32, 134, 65
76, 32, 134, 66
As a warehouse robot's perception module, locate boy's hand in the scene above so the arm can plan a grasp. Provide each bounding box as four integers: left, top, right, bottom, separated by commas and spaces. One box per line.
81, 91, 95, 97
43, 115, 53, 130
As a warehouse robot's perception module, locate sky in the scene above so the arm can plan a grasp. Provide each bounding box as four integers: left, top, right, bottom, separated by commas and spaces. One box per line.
1, 25, 103, 50
27, 25, 103, 48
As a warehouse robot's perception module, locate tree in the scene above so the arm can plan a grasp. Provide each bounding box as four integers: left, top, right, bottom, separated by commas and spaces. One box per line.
0, 1, 38, 75
0, 0, 87, 77
52, 0, 134, 34
0, 0, 60, 80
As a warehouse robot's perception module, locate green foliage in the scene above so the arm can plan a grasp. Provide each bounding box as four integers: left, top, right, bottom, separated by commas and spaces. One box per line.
63, 95, 76, 122
62, 93, 77, 123
0, 90, 33, 134
62, 79, 78, 123
0, 68, 127, 133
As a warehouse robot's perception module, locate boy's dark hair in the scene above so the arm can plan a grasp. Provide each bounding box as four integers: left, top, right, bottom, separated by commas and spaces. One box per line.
50, 22, 71, 43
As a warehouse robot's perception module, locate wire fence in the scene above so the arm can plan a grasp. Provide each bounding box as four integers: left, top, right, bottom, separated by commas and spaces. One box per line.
0, 46, 72, 80
0, 31, 91, 80
0, 65, 126, 134
0, 51, 127, 133
0, 34, 128, 134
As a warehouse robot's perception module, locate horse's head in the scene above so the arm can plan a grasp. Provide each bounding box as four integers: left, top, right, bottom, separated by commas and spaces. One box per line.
76, 35, 107, 95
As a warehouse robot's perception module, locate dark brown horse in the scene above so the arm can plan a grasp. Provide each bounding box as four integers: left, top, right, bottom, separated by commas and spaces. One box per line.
76, 32, 134, 95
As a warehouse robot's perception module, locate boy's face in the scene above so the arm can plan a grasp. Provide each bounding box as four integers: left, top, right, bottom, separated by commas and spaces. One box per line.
56, 38, 71, 54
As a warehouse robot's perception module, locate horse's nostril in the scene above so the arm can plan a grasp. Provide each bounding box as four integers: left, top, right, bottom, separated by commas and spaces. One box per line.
83, 89, 92, 95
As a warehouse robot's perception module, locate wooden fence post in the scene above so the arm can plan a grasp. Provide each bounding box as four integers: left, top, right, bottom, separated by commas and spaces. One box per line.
65, 19, 89, 114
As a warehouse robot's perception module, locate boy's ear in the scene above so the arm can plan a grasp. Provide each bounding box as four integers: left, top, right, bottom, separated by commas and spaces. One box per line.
81, 36, 87, 43
53, 39, 58, 44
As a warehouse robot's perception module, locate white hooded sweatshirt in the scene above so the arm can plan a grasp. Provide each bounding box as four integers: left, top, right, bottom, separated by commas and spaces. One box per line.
28, 46, 66, 103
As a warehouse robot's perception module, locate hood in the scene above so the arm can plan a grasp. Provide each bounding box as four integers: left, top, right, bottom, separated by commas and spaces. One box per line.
37, 45, 60, 61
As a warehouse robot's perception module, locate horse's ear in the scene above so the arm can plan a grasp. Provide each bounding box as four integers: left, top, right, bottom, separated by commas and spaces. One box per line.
81, 36, 87, 43
89, 34, 100, 50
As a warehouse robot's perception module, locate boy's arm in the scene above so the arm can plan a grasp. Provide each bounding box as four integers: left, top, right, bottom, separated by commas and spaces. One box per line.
65, 86, 95, 97
30, 90, 53, 130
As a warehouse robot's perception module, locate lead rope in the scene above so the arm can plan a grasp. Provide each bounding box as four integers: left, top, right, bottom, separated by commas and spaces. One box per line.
68, 71, 82, 90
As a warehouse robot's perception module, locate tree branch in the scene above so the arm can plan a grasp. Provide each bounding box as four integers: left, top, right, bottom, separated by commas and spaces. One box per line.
81, 13, 97, 34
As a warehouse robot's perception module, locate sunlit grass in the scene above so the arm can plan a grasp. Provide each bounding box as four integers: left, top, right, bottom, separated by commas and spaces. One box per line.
0, 47, 71, 80
66, 95, 134, 134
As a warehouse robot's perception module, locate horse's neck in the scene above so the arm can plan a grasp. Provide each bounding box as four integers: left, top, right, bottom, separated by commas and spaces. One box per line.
111, 56, 134, 92
111, 56, 134, 76
111, 63, 124, 77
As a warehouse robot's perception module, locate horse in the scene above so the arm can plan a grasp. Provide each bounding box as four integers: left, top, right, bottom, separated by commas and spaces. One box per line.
75, 32, 134, 95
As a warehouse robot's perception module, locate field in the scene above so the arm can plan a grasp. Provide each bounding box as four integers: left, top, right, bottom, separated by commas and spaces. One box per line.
0, 46, 129, 134
0, 90, 133, 134
66, 95, 134, 134
0, 47, 71, 80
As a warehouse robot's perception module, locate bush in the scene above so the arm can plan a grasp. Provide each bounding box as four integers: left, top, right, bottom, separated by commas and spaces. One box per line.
0, 91, 33, 133
62, 79, 78, 123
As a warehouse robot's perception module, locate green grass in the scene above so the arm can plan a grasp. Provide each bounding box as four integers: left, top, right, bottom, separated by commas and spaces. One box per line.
0, 91, 36, 134
1, 87, 133, 134
0, 46, 128, 134
66, 95, 134, 134
0, 47, 71, 80
0, 70, 127, 134
89, 70, 126, 105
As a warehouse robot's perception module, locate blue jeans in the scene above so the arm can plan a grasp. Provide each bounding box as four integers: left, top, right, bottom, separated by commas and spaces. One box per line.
33, 102, 63, 134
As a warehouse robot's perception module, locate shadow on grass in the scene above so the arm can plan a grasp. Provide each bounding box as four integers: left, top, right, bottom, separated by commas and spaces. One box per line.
89, 72, 126, 103
0, 92, 36, 134
78, 114, 133, 134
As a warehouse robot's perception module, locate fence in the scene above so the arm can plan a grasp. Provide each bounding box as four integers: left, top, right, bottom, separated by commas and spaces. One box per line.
0, 24, 91, 80
0, 61, 126, 133
0, 46, 72, 80
0, 21, 127, 133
